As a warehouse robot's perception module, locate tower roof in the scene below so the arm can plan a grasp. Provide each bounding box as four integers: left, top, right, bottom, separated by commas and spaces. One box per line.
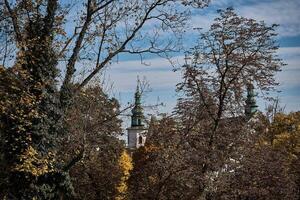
131, 78, 144, 127
245, 83, 258, 118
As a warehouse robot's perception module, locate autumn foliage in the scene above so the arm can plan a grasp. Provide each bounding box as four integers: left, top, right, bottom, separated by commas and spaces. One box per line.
0, 0, 299, 199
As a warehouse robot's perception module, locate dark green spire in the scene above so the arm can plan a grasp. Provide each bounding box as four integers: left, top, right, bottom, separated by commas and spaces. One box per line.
131, 79, 144, 127
245, 83, 258, 118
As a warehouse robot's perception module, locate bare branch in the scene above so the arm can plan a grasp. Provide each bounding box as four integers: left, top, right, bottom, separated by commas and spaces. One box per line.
77, 1, 163, 90
4, 0, 22, 43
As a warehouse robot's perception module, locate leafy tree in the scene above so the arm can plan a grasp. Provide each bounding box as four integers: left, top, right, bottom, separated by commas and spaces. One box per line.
0, 60, 71, 199
175, 7, 284, 198
211, 112, 300, 200
212, 145, 297, 200
69, 134, 124, 200
128, 8, 286, 199
128, 117, 202, 200
0, 0, 210, 198
61, 85, 124, 199
128, 8, 292, 200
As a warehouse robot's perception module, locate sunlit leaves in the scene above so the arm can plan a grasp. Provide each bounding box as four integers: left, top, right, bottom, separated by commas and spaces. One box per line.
265, 112, 300, 162
116, 150, 133, 200
14, 146, 55, 177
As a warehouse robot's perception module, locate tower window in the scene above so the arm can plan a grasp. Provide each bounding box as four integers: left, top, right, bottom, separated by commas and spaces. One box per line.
138, 135, 143, 144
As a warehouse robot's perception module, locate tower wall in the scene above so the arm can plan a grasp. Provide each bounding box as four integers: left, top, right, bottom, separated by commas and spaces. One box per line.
127, 79, 147, 149
127, 127, 147, 149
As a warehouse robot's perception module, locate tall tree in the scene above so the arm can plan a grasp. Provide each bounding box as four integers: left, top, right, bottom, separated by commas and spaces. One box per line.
128, 8, 285, 199
0, 0, 210, 198
175, 7, 284, 198
62, 84, 124, 199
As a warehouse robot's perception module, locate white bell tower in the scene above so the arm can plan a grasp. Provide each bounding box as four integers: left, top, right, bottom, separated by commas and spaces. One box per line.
127, 80, 147, 149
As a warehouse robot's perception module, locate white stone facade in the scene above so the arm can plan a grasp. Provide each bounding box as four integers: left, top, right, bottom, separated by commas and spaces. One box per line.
127, 127, 147, 149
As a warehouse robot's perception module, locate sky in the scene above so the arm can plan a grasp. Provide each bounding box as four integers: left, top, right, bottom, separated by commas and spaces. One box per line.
102, 0, 300, 128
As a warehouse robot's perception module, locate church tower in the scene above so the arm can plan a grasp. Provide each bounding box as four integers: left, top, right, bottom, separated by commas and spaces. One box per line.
127, 80, 147, 149
245, 83, 258, 119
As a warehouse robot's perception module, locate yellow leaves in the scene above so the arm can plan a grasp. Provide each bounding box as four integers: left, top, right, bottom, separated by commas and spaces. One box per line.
116, 150, 133, 200
273, 132, 291, 144
259, 112, 300, 164
116, 182, 128, 200
271, 112, 300, 133
0, 66, 41, 129
13, 146, 55, 177
119, 151, 133, 175
271, 112, 300, 148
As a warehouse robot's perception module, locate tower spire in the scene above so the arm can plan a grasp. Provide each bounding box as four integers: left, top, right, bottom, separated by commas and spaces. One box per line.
245, 83, 258, 118
136, 75, 140, 93
131, 77, 143, 127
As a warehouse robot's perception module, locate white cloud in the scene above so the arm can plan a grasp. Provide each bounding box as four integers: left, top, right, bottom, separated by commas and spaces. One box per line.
106, 69, 182, 92
277, 70, 300, 89
190, 13, 215, 30
210, 0, 244, 7
278, 95, 300, 112
277, 47, 300, 88
105, 56, 184, 92
105, 45, 299, 113
191, 0, 300, 37
278, 47, 300, 56
238, 0, 300, 37
109, 56, 184, 72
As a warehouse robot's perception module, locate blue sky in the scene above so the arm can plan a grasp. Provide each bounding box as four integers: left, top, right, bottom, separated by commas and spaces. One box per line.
102, 0, 300, 127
